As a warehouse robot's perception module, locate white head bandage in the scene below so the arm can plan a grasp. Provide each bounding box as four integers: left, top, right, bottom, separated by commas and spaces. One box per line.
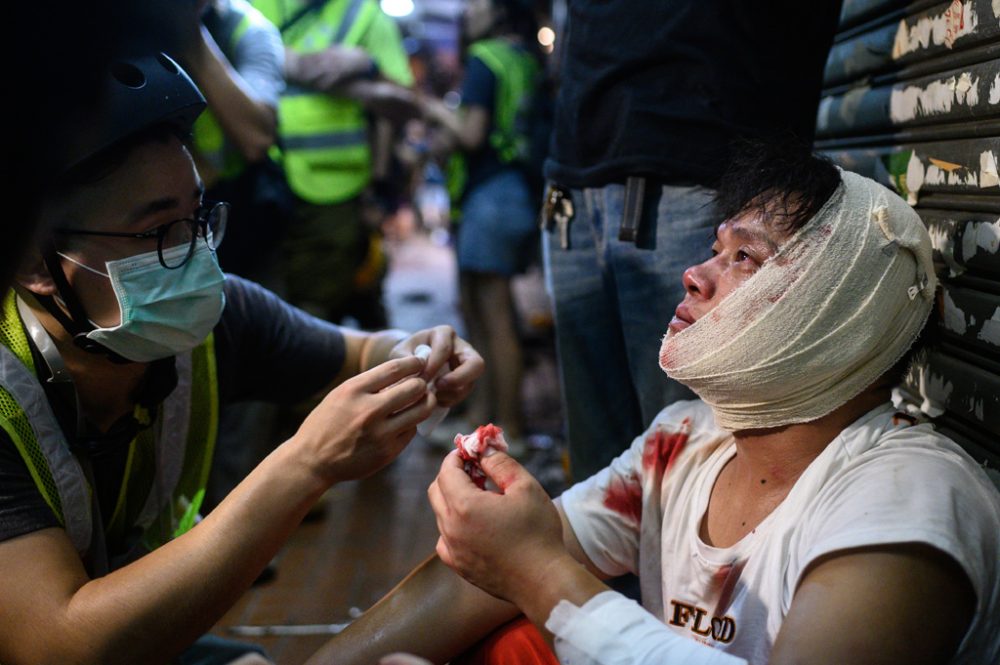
659, 169, 937, 431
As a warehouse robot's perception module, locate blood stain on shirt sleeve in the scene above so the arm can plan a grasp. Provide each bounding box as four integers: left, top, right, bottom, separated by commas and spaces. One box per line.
641, 418, 691, 475
602, 473, 643, 525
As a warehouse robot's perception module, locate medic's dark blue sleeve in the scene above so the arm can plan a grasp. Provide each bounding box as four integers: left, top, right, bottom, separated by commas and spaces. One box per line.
213, 275, 348, 404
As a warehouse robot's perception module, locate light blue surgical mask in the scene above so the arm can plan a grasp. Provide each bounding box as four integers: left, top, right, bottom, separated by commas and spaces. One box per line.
58, 242, 226, 362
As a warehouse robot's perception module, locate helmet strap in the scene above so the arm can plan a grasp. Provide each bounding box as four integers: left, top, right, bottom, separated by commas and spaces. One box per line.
39, 240, 133, 364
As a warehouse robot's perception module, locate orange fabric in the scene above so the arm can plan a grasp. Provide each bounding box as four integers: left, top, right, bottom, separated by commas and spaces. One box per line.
453, 617, 559, 665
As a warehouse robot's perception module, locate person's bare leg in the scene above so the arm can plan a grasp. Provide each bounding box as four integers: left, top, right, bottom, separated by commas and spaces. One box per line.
459, 271, 494, 425
473, 273, 524, 440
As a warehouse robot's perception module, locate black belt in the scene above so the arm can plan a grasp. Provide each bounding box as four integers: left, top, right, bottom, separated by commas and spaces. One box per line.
541, 176, 650, 248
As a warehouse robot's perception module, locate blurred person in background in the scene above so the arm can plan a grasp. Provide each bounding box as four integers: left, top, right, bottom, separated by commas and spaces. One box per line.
176, 0, 296, 524
420, 0, 545, 453
181, 0, 292, 287
254, 0, 421, 328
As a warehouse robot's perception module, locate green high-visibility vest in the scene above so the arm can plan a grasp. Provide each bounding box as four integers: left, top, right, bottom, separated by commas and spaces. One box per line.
448, 39, 540, 204
0, 293, 219, 564
192, 3, 261, 183
255, 0, 379, 204
469, 39, 539, 165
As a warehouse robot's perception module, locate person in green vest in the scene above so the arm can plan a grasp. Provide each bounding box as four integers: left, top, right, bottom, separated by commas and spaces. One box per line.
180, 0, 291, 284
253, 0, 420, 327
420, 0, 543, 453
0, 54, 482, 665
179, 0, 297, 532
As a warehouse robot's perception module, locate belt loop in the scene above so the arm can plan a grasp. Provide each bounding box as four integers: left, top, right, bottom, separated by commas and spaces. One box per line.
619, 176, 646, 243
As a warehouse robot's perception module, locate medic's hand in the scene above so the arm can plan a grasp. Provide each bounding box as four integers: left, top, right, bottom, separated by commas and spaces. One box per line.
427, 450, 568, 605
294, 356, 434, 484
391, 326, 483, 408
284, 45, 374, 91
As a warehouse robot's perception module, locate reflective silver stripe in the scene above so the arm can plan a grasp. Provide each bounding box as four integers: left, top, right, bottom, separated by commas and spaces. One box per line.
0, 340, 195, 557
134, 351, 192, 533
333, 0, 366, 43
283, 130, 367, 150
0, 344, 92, 554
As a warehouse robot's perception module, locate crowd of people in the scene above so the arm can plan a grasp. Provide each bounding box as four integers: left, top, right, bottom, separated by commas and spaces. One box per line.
2, 0, 998, 664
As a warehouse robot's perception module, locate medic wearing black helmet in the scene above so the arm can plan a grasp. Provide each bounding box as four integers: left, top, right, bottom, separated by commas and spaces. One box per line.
0, 53, 482, 664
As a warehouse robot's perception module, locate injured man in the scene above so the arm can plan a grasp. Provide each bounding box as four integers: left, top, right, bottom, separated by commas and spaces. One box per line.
307, 146, 1000, 665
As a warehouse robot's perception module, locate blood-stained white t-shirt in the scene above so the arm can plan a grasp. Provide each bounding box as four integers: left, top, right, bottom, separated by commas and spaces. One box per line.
558, 400, 1000, 665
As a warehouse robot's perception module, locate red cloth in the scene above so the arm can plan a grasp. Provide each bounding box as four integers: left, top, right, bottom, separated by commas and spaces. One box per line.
453, 617, 559, 665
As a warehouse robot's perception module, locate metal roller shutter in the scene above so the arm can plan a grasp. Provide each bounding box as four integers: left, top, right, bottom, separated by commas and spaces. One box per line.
818, 0, 1000, 471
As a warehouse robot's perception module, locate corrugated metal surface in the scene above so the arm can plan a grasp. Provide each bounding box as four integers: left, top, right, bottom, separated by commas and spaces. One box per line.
827, 0, 1000, 85
818, 60, 1000, 136
819, 0, 1000, 467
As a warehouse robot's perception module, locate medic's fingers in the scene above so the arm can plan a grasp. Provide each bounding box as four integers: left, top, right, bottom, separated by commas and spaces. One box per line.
382, 391, 436, 431
354, 356, 426, 393
422, 326, 456, 379
434, 341, 484, 392
373, 377, 431, 418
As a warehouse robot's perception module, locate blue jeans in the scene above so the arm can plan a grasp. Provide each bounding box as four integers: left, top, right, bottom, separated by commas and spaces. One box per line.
543, 183, 720, 481
458, 169, 539, 276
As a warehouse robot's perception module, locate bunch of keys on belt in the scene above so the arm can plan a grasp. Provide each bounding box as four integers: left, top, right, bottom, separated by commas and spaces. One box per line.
541, 185, 574, 250
541, 177, 646, 249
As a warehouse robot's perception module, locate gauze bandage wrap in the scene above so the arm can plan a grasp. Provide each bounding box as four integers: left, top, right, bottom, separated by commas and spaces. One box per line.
659, 170, 937, 431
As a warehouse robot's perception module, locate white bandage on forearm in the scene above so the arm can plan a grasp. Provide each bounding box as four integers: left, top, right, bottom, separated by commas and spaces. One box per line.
545, 591, 748, 665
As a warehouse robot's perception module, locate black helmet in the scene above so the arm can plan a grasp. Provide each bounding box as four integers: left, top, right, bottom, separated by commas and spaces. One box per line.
60, 53, 206, 175
37, 52, 208, 364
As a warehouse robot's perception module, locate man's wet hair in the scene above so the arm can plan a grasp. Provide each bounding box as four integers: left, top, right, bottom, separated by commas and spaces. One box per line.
715, 137, 842, 234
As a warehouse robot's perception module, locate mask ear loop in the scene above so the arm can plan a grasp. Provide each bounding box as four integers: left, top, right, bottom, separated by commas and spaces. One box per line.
38, 239, 133, 364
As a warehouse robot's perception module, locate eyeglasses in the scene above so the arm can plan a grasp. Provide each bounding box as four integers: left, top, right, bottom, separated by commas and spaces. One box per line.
53, 201, 229, 269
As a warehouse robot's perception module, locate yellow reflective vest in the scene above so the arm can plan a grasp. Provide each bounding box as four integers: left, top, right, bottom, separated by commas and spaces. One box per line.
0, 293, 219, 564
447, 39, 541, 204
192, 6, 259, 183
256, 0, 395, 204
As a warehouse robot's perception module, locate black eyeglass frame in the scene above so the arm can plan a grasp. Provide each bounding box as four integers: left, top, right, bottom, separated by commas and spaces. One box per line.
52, 201, 229, 270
